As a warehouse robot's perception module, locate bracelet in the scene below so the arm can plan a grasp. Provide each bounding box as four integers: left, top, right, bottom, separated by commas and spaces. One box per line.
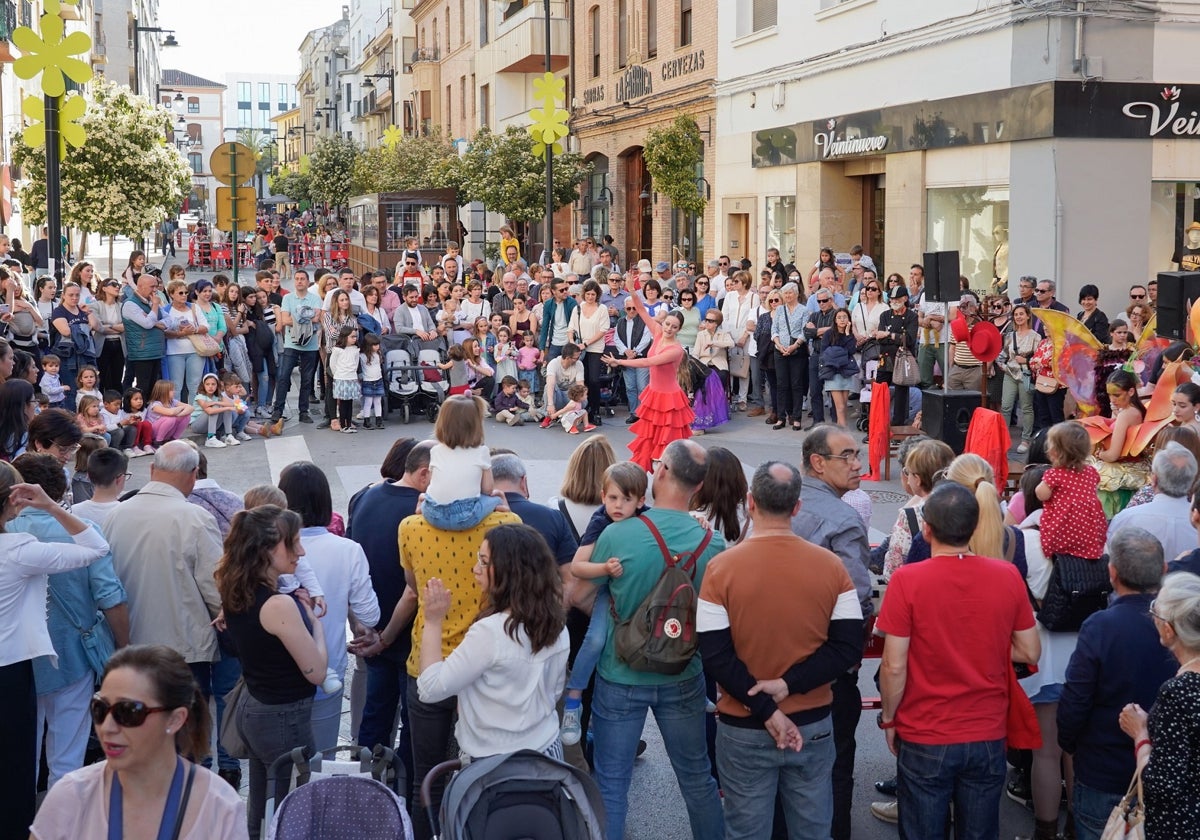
1135, 738, 1151, 754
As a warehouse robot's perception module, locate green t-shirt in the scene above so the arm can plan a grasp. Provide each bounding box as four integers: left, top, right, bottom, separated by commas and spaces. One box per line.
592, 509, 726, 686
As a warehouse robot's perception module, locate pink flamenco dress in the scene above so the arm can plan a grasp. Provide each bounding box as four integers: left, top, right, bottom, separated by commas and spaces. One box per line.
628, 336, 694, 471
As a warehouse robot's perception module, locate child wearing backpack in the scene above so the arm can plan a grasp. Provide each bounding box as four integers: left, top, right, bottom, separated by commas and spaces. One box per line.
560, 462, 649, 745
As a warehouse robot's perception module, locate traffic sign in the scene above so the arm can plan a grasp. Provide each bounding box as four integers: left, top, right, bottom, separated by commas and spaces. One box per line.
210, 142, 256, 186
215, 186, 256, 231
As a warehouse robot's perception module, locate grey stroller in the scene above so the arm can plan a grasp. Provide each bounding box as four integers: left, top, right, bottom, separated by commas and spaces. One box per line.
420, 749, 605, 840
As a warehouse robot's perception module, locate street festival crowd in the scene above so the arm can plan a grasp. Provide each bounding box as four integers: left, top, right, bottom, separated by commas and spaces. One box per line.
0, 220, 1199, 840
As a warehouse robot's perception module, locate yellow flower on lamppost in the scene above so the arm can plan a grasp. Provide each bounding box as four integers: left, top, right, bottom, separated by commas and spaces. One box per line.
12, 8, 94, 97
528, 71, 567, 160
21, 92, 86, 153
383, 124, 403, 150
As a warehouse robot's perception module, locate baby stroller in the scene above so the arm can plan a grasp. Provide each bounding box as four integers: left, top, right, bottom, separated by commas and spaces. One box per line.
421, 750, 605, 840
384, 338, 446, 424
595, 353, 626, 418
266, 744, 411, 840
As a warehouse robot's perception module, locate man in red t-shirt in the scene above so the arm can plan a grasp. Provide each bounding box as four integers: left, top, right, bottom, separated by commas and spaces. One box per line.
877, 482, 1040, 840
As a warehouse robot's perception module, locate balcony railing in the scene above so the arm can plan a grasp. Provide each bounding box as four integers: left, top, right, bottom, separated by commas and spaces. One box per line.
411, 47, 440, 64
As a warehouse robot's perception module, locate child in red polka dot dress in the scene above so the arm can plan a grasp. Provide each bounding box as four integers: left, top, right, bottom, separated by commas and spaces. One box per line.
1035, 421, 1108, 559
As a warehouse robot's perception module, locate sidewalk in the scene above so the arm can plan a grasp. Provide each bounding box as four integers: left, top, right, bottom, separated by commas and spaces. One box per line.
81, 233, 172, 279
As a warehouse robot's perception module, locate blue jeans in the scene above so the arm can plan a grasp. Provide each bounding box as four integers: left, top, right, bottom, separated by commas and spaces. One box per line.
227, 409, 249, 436
166, 352, 205, 404
717, 715, 835, 840
592, 672, 723, 840
897, 737, 1006, 840
357, 650, 413, 802
566, 588, 609, 693
272, 348, 318, 417
622, 366, 649, 416
420, 493, 502, 532
517, 368, 541, 395
1073, 779, 1123, 840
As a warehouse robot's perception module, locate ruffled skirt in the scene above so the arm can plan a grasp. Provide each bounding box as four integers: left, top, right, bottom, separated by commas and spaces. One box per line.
691, 369, 730, 431
628, 382, 694, 471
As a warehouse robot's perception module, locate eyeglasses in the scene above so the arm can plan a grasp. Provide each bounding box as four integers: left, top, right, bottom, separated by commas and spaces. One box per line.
864, 287, 880, 292
1130, 293, 1146, 299
704, 318, 720, 324
90, 695, 171, 728
1148, 598, 1166, 622
823, 450, 862, 464
1035, 288, 1051, 294
817, 297, 831, 304
990, 305, 1004, 311
474, 554, 491, 569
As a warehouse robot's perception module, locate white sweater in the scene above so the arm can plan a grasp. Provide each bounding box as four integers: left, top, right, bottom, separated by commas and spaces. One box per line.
328, 346, 361, 381
417, 612, 569, 759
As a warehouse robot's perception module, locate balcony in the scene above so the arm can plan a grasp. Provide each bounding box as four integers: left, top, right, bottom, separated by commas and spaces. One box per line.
474, 1, 569, 77
412, 48, 441, 96
91, 33, 107, 65
0, 1, 17, 63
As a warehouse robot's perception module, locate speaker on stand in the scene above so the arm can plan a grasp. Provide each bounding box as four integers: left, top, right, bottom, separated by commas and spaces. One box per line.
1154, 271, 1200, 341
922, 251, 961, 303
921, 389, 980, 452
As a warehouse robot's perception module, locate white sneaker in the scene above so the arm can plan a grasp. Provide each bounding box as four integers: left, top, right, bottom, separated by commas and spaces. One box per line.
236, 432, 252, 441
224, 434, 241, 446
204, 436, 226, 449
139, 445, 156, 456
560, 704, 582, 746
123, 449, 136, 458
870, 801, 898, 824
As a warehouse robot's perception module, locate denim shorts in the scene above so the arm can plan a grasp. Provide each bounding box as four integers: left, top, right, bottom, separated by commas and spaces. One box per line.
1029, 682, 1063, 705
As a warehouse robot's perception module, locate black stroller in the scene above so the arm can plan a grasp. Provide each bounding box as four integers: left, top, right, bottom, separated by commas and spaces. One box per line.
421, 750, 605, 840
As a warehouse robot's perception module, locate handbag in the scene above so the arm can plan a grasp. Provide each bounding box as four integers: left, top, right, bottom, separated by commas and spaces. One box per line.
892, 347, 920, 387
728, 343, 750, 378
218, 677, 252, 759
1035, 374, 1059, 394
1101, 768, 1145, 840
188, 306, 222, 357
1037, 553, 1112, 632
47, 584, 115, 685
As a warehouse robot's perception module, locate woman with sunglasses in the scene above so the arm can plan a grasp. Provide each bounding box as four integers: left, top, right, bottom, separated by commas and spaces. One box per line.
92, 278, 126, 392
852, 278, 887, 385
217, 505, 327, 839
0, 458, 109, 837
160, 280, 207, 405
754, 292, 781, 423
693, 277, 717, 317
691, 308, 732, 434
50, 283, 101, 412
31, 644, 246, 840
674, 289, 701, 349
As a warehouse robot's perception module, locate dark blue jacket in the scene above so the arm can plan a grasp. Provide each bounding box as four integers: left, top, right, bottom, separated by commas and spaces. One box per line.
1168, 548, 1200, 576
503, 492, 578, 567
1057, 592, 1178, 794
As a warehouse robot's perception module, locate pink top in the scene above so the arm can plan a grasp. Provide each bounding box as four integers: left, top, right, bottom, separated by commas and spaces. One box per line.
30, 761, 247, 840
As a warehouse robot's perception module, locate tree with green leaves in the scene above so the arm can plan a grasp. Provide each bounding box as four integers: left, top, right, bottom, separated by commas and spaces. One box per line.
352, 128, 465, 195
12, 79, 192, 272
643, 114, 706, 216
459, 125, 589, 222
307, 134, 360, 212
269, 165, 313, 205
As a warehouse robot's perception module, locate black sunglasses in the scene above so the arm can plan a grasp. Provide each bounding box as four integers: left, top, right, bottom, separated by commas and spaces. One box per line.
406, 261, 417, 266
90, 695, 171, 728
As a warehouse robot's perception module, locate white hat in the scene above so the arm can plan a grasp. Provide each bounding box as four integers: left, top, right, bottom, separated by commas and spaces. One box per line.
636, 259, 653, 273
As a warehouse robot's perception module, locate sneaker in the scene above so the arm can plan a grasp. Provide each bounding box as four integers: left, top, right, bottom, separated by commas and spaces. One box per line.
560, 704, 582, 746
342, 426, 358, 434
316, 419, 331, 430
236, 432, 252, 441
204, 436, 226, 449
583, 423, 597, 432
123, 448, 136, 458
224, 434, 240, 446
139, 445, 156, 456
870, 801, 899, 824
540, 417, 552, 429
1017, 441, 1030, 454
874, 777, 898, 797
298, 412, 314, 424
569, 427, 580, 435
1006, 771, 1034, 810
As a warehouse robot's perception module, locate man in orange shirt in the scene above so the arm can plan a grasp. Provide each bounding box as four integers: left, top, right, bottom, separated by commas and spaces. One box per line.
698, 460, 864, 839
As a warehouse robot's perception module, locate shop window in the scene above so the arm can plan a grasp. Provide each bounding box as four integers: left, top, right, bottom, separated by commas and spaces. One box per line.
926, 187, 1010, 291
765, 196, 796, 266
1151, 182, 1200, 272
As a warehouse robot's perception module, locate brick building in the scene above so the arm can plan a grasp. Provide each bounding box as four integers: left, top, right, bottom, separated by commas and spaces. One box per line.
570, 0, 716, 270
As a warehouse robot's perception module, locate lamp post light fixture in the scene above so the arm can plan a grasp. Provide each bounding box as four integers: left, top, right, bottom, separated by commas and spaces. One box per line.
132, 19, 178, 97
314, 104, 338, 134
288, 124, 310, 156
361, 70, 396, 128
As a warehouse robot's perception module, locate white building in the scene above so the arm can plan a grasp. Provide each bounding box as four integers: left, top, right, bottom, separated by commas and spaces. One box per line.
222, 72, 297, 134
93, 0, 169, 98
161, 69, 225, 221
714, 1, 1200, 305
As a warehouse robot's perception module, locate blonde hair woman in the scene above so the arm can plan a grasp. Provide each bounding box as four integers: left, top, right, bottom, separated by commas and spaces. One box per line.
942, 454, 1023, 566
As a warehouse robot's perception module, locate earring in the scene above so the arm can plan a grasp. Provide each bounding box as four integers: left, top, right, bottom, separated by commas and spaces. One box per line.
165, 728, 172, 734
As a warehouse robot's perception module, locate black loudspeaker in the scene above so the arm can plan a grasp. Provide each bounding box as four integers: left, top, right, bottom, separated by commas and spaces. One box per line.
1154, 271, 1200, 341
922, 251, 961, 303
921, 389, 980, 452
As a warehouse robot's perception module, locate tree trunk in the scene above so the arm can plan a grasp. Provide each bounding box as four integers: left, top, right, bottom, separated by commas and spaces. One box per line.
108, 236, 114, 279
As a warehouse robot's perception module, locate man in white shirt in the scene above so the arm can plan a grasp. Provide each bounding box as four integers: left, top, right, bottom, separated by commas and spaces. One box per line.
323, 268, 367, 311
911, 264, 949, 390
1108, 443, 1197, 562
540, 343, 586, 421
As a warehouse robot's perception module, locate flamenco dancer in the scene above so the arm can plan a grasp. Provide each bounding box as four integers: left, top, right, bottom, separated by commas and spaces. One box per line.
603, 291, 693, 471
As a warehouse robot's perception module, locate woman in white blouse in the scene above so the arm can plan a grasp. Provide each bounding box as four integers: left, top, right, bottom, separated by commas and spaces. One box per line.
416, 523, 569, 761
720, 270, 759, 410
0, 460, 110, 836
568, 279, 611, 426
851, 276, 888, 384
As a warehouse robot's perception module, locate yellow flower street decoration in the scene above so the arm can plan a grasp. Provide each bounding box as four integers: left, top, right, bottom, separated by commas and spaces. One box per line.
12, 9, 94, 98
383, 124, 403, 150
21, 93, 86, 153
528, 71, 568, 159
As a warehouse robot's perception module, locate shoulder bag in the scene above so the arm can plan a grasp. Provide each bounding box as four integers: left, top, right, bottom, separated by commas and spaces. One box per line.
188, 306, 222, 357
1100, 767, 1145, 840
892, 346, 920, 387
47, 585, 115, 685
218, 677, 251, 759
1037, 553, 1112, 632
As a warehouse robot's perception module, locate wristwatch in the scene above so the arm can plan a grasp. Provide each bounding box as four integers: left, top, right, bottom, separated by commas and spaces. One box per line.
877, 712, 896, 730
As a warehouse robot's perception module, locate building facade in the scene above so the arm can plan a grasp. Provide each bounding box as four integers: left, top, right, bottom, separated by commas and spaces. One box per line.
161, 69, 225, 220
714, 1, 1200, 302
297, 14, 351, 143
569, 0, 716, 270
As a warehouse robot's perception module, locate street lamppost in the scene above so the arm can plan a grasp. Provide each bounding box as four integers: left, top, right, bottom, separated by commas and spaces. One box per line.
288, 125, 310, 157
314, 104, 338, 135
132, 20, 178, 96
540, 0, 553, 264
361, 70, 396, 128
155, 87, 184, 108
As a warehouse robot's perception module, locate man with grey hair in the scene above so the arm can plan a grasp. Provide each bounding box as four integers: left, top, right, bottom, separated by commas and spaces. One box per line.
102, 440, 223, 685
588, 439, 726, 840
791, 424, 873, 840
1108, 441, 1197, 562
1058, 526, 1177, 838
491, 452, 578, 573
699, 460, 863, 838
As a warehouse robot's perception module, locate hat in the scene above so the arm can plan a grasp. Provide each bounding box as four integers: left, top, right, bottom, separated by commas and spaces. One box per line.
1189, 222, 1200, 232
636, 259, 653, 273
967, 321, 1003, 363
656, 261, 670, 272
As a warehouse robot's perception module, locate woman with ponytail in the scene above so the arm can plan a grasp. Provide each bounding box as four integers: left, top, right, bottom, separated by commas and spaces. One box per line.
30, 644, 247, 839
